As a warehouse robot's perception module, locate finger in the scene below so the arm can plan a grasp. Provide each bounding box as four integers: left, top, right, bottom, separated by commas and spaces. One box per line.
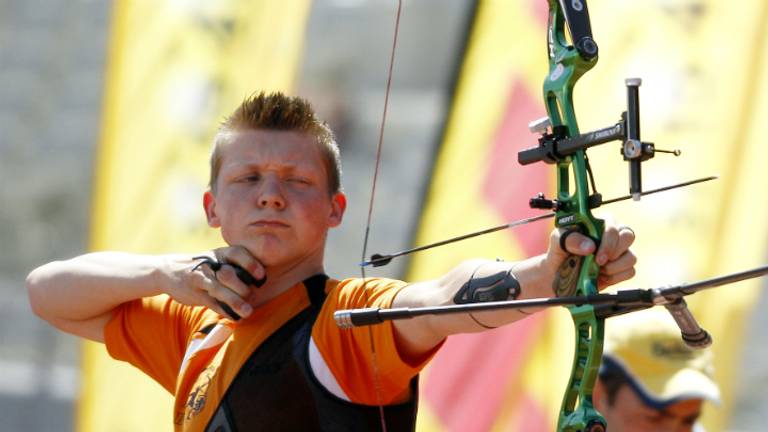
598, 266, 636, 288
216, 265, 253, 298
189, 261, 217, 289
616, 226, 636, 258
214, 299, 242, 321
200, 295, 240, 321
595, 224, 620, 266
215, 246, 266, 280
196, 277, 238, 318
600, 250, 638, 276
560, 230, 596, 256
203, 278, 253, 318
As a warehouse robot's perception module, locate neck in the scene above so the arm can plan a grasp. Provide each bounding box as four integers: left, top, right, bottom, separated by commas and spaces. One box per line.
244, 254, 326, 308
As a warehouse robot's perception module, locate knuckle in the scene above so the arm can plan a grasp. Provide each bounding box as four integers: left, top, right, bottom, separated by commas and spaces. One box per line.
223, 267, 251, 294
217, 266, 234, 283
197, 278, 214, 293
206, 284, 223, 297
216, 284, 246, 305
622, 271, 634, 281
218, 295, 240, 311
194, 282, 209, 296
221, 267, 244, 289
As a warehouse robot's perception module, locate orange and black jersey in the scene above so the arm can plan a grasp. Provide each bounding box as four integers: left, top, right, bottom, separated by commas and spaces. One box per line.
105, 276, 441, 431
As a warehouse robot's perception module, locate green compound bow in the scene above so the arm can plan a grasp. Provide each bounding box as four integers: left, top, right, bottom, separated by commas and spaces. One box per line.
339, 1, 768, 431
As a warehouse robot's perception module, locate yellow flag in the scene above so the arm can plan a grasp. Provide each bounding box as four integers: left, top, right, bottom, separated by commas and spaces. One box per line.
81, 2, 310, 431
413, 1, 768, 431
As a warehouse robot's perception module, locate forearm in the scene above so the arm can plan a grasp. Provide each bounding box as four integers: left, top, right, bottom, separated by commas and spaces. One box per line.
392, 224, 636, 358
26, 252, 186, 322
428, 255, 552, 330
461, 255, 552, 329
392, 255, 553, 357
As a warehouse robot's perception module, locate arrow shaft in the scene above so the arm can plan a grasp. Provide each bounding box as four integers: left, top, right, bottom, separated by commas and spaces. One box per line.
364, 176, 717, 267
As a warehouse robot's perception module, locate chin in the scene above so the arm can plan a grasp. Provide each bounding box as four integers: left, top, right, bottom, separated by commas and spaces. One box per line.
239, 242, 288, 267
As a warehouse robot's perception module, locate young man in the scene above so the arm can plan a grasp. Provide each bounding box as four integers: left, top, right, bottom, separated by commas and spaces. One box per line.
594, 311, 720, 432
27, 92, 637, 431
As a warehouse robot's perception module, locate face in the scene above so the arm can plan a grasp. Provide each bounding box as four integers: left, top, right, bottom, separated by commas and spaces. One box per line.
594, 382, 703, 432
204, 129, 346, 269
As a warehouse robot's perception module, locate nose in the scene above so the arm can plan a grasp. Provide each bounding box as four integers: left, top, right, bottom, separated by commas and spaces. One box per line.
257, 176, 286, 210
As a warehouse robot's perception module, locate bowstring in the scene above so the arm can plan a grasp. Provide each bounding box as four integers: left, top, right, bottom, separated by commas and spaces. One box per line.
359, 1, 402, 431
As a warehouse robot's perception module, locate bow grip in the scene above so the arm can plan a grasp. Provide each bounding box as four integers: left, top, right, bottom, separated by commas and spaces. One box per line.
554, 228, 600, 298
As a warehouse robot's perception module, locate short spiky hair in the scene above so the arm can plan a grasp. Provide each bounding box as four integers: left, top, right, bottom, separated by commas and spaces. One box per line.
209, 92, 342, 194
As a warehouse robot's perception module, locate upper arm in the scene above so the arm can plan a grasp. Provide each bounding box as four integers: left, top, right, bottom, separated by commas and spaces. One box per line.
102, 297, 214, 392
389, 260, 488, 356
45, 311, 115, 343
313, 278, 442, 404
390, 280, 449, 360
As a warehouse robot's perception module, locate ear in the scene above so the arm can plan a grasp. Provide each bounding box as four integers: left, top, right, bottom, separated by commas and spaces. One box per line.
328, 192, 347, 228
203, 190, 221, 228
593, 379, 607, 411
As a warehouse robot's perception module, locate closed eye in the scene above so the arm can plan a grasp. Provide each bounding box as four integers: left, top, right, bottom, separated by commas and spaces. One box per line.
288, 177, 311, 185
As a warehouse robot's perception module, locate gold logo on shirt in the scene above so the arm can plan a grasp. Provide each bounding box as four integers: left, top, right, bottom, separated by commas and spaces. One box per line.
185, 365, 216, 420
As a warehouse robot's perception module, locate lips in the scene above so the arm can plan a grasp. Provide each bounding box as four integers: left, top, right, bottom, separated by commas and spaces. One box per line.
250, 220, 289, 228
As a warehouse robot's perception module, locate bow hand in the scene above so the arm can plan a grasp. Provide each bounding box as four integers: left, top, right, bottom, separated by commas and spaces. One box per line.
545, 223, 637, 296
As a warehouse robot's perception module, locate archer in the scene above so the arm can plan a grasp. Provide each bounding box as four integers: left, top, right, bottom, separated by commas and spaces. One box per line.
26, 92, 636, 431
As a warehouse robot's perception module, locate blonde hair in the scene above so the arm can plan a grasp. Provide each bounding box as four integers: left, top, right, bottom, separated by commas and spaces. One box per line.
209, 92, 341, 195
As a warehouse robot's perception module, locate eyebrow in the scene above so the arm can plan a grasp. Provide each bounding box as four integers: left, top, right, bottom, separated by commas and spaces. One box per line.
226, 161, 302, 173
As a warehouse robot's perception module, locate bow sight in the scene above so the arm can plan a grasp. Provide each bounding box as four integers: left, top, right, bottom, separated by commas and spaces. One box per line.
519, 77, 681, 212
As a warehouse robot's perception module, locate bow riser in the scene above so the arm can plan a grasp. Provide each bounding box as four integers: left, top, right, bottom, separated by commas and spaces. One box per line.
546, 2, 607, 430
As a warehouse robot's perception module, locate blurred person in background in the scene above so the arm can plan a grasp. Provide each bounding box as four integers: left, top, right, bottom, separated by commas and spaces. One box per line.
594, 311, 720, 432
26, 92, 637, 431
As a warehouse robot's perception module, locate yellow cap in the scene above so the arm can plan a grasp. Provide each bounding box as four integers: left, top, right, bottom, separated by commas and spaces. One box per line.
602, 310, 720, 407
